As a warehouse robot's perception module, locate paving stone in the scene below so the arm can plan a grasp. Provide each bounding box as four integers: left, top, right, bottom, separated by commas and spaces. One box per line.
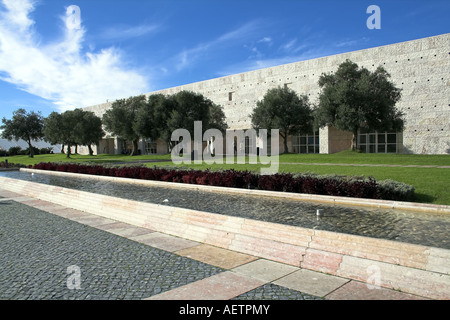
175, 244, 258, 269
325, 280, 427, 300
130, 232, 199, 252
146, 271, 265, 300
231, 259, 299, 282
232, 283, 324, 300
273, 269, 349, 298
0, 201, 224, 300
100, 226, 152, 238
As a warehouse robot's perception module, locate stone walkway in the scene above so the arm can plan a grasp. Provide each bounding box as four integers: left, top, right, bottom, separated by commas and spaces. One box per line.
0, 189, 429, 301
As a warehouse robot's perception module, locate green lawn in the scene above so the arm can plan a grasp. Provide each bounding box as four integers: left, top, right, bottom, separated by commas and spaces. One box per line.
2, 151, 449, 205
278, 150, 450, 166
1, 153, 172, 167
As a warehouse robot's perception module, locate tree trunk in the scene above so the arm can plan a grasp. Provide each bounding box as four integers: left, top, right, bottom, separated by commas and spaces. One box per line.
27, 138, 34, 158
88, 145, 94, 156
61, 144, 65, 153
66, 144, 71, 158
352, 130, 358, 151
130, 139, 139, 156
281, 132, 289, 154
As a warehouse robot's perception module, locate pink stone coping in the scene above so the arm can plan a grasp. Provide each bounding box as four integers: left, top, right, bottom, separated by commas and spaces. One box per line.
1, 171, 449, 300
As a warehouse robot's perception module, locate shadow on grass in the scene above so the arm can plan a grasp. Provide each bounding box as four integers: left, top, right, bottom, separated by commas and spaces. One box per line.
413, 193, 438, 205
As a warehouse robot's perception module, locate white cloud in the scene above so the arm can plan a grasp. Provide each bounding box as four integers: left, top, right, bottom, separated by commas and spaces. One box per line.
334, 37, 370, 48
100, 23, 161, 40
216, 47, 333, 77
257, 37, 272, 44
0, 0, 149, 112
171, 20, 263, 72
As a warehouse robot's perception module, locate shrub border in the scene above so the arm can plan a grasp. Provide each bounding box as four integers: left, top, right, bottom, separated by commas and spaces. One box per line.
30, 162, 415, 202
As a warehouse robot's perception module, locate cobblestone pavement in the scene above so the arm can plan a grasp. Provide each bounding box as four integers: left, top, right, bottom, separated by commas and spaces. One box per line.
232, 284, 324, 300
0, 199, 321, 300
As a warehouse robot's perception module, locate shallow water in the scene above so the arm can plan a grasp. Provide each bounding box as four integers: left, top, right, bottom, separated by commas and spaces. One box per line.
1, 170, 449, 249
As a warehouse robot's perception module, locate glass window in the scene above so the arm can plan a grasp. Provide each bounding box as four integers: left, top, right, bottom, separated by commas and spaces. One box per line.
359, 135, 366, 144
387, 134, 397, 144
145, 139, 157, 154
292, 131, 320, 154
358, 130, 401, 154
387, 144, 397, 153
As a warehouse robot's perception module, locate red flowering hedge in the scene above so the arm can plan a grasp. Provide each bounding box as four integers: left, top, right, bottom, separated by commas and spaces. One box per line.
30, 162, 415, 202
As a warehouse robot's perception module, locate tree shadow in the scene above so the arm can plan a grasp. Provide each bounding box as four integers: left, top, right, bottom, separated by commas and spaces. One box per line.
413, 192, 437, 204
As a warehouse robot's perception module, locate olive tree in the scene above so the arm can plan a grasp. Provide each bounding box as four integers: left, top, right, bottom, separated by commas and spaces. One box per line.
251, 86, 313, 153
1, 108, 44, 158
315, 59, 404, 150
102, 95, 146, 156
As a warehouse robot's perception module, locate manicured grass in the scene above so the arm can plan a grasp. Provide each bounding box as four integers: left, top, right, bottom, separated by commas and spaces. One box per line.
277, 150, 450, 166
1, 153, 172, 166
3, 151, 449, 205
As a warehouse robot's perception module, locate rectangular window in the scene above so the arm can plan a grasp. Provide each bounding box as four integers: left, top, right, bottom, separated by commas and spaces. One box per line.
358, 130, 401, 153
145, 139, 157, 154
292, 131, 320, 154
245, 136, 255, 155
228, 92, 233, 101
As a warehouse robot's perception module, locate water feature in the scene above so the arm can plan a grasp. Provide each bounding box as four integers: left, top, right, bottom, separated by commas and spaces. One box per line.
1, 170, 449, 249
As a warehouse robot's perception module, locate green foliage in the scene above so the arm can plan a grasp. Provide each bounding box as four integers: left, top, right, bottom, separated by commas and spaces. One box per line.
1, 108, 44, 158
134, 91, 228, 153
102, 95, 147, 156
135, 93, 170, 142
77, 111, 105, 155
376, 179, 415, 202
167, 91, 211, 136
44, 109, 103, 158
43, 112, 64, 146
251, 86, 313, 153
315, 59, 403, 150
8, 146, 22, 156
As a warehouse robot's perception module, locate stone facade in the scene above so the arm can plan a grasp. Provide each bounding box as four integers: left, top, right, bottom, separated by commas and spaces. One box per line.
83, 33, 450, 155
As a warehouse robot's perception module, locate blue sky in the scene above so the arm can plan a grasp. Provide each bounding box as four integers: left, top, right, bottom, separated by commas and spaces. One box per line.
0, 0, 449, 122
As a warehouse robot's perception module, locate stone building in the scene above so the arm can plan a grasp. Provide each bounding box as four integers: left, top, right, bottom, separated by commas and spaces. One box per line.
82, 32, 450, 156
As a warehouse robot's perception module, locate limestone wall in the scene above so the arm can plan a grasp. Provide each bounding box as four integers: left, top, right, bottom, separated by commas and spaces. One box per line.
84, 33, 450, 154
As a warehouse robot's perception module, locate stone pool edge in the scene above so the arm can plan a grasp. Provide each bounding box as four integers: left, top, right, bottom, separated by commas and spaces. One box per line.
19, 168, 450, 215
0, 173, 449, 300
